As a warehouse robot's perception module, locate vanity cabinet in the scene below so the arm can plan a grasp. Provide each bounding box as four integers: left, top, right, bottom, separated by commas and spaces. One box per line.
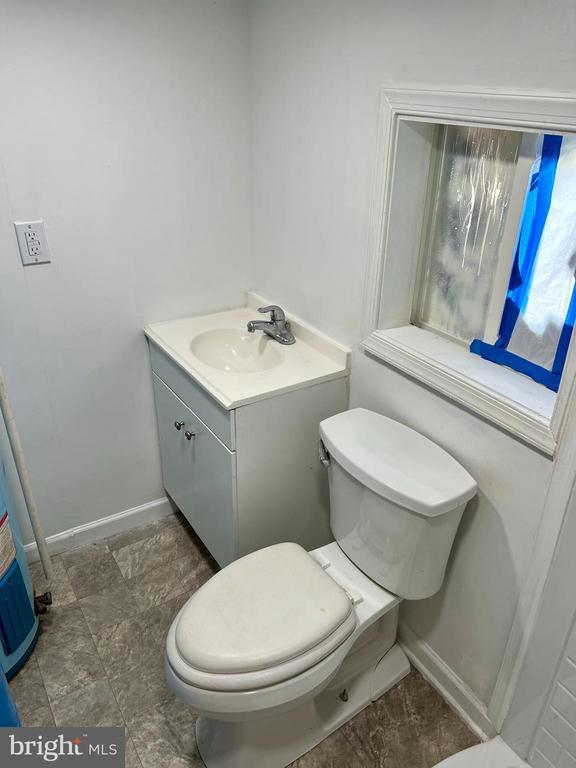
149, 340, 348, 567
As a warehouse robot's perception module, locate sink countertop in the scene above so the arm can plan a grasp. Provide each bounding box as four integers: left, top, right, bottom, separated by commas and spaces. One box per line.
144, 293, 350, 410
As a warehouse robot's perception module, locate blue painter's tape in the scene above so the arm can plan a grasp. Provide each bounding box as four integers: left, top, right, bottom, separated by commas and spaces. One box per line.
470, 134, 573, 389
470, 340, 561, 391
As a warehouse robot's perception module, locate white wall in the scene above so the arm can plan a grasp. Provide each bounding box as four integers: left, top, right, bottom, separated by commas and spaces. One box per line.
0, 0, 251, 540
248, 0, 576, 710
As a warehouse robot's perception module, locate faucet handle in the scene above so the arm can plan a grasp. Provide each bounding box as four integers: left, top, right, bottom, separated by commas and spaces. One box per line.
258, 304, 286, 322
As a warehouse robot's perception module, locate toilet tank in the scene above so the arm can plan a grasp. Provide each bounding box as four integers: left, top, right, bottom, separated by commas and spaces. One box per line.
319, 409, 477, 600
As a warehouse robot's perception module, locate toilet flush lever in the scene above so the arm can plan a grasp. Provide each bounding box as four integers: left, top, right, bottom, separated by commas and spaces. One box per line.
319, 440, 331, 467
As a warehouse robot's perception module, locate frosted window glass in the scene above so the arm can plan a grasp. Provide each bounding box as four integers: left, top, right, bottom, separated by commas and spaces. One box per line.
417, 125, 521, 343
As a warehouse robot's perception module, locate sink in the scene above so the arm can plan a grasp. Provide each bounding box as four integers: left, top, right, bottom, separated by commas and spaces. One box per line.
190, 328, 283, 373
145, 299, 350, 408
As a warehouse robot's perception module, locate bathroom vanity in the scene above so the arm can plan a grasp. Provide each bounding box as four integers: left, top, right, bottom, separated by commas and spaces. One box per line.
145, 294, 350, 567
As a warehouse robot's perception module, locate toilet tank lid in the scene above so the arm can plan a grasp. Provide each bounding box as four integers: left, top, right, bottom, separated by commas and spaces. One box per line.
319, 408, 477, 517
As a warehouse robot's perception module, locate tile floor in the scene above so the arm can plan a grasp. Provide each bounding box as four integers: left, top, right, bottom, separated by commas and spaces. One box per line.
9, 514, 479, 767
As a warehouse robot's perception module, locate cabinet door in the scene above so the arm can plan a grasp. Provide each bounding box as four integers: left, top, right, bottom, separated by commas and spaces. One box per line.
152, 373, 236, 566
149, 341, 234, 449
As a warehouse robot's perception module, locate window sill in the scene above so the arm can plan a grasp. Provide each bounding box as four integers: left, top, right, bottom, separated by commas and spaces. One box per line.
361, 326, 557, 456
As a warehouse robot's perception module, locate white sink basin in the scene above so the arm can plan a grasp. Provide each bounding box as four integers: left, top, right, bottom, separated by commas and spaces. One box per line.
144, 298, 350, 409
190, 328, 283, 373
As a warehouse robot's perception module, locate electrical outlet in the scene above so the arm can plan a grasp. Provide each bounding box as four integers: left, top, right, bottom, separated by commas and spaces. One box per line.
14, 221, 51, 266
25, 229, 40, 243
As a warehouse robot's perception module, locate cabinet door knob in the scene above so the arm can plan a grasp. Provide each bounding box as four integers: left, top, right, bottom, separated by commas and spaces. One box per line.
174, 421, 185, 430
185, 430, 196, 441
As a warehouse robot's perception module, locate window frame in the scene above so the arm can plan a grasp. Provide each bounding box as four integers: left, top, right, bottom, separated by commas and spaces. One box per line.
362, 86, 576, 456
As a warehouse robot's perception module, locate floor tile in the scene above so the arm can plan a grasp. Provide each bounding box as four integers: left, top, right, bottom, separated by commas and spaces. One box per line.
146, 593, 191, 648
94, 611, 159, 680
36, 602, 91, 650
125, 553, 214, 610
128, 696, 203, 768
112, 518, 198, 580
62, 543, 125, 599
79, 582, 141, 636
29, 556, 76, 608
9, 655, 50, 720
292, 724, 370, 767
110, 656, 172, 722
37, 641, 106, 703
51, 679, 124, 727
19, 705, 56, 727
105, 520, 170, 553
342, 671, 480, 768
36, 604, 106, 701
126, 738, 143, 768
93, 593, 188, 721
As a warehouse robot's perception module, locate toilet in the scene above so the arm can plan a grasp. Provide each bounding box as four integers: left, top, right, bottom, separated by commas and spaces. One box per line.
165, 408, 477, 768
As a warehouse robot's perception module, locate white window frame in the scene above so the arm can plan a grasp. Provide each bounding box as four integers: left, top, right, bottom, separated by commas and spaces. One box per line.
361, 86, 576, 456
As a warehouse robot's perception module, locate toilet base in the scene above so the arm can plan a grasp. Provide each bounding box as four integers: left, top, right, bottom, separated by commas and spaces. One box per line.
196, 642, 410, 768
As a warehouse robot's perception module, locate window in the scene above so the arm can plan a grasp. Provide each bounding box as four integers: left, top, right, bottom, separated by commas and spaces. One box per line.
362, 87, 576, 455
412, 124, 576, 393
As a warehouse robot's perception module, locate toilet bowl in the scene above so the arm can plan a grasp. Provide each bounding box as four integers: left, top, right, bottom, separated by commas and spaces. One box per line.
166, 541, 403, 719
166, 408, 477, 768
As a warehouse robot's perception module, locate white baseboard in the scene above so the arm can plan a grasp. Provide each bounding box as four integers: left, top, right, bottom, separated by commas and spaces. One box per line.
23, 496, 176, 562
398, 622, 497, 742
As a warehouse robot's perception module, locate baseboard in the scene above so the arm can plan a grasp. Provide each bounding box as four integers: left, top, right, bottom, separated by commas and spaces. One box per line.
23, 496, 176, 562
398, 622, 497, 742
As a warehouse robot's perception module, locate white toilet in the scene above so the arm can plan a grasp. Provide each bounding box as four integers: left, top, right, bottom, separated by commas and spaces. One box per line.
165, 408, 477, 768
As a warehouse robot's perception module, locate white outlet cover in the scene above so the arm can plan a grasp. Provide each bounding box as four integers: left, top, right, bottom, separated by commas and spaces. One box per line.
14, 220, 51, 266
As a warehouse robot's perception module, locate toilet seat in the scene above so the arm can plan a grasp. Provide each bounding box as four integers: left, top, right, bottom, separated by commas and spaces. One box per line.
168, 607, 356, 692
171, 543, 356, 691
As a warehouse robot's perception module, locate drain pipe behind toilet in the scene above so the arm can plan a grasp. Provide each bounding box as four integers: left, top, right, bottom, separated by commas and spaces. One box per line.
0, 369, 52, 583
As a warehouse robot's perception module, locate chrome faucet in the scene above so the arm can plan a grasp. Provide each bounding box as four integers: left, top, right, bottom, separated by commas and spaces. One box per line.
246, 305, 296, 345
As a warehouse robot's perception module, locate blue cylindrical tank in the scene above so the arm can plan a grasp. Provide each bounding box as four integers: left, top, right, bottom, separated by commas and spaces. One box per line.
0, 457, 38, 679
0, 667, 20, 725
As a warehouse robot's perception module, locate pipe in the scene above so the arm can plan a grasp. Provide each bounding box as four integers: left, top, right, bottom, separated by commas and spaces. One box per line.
0, 369, 52, 582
